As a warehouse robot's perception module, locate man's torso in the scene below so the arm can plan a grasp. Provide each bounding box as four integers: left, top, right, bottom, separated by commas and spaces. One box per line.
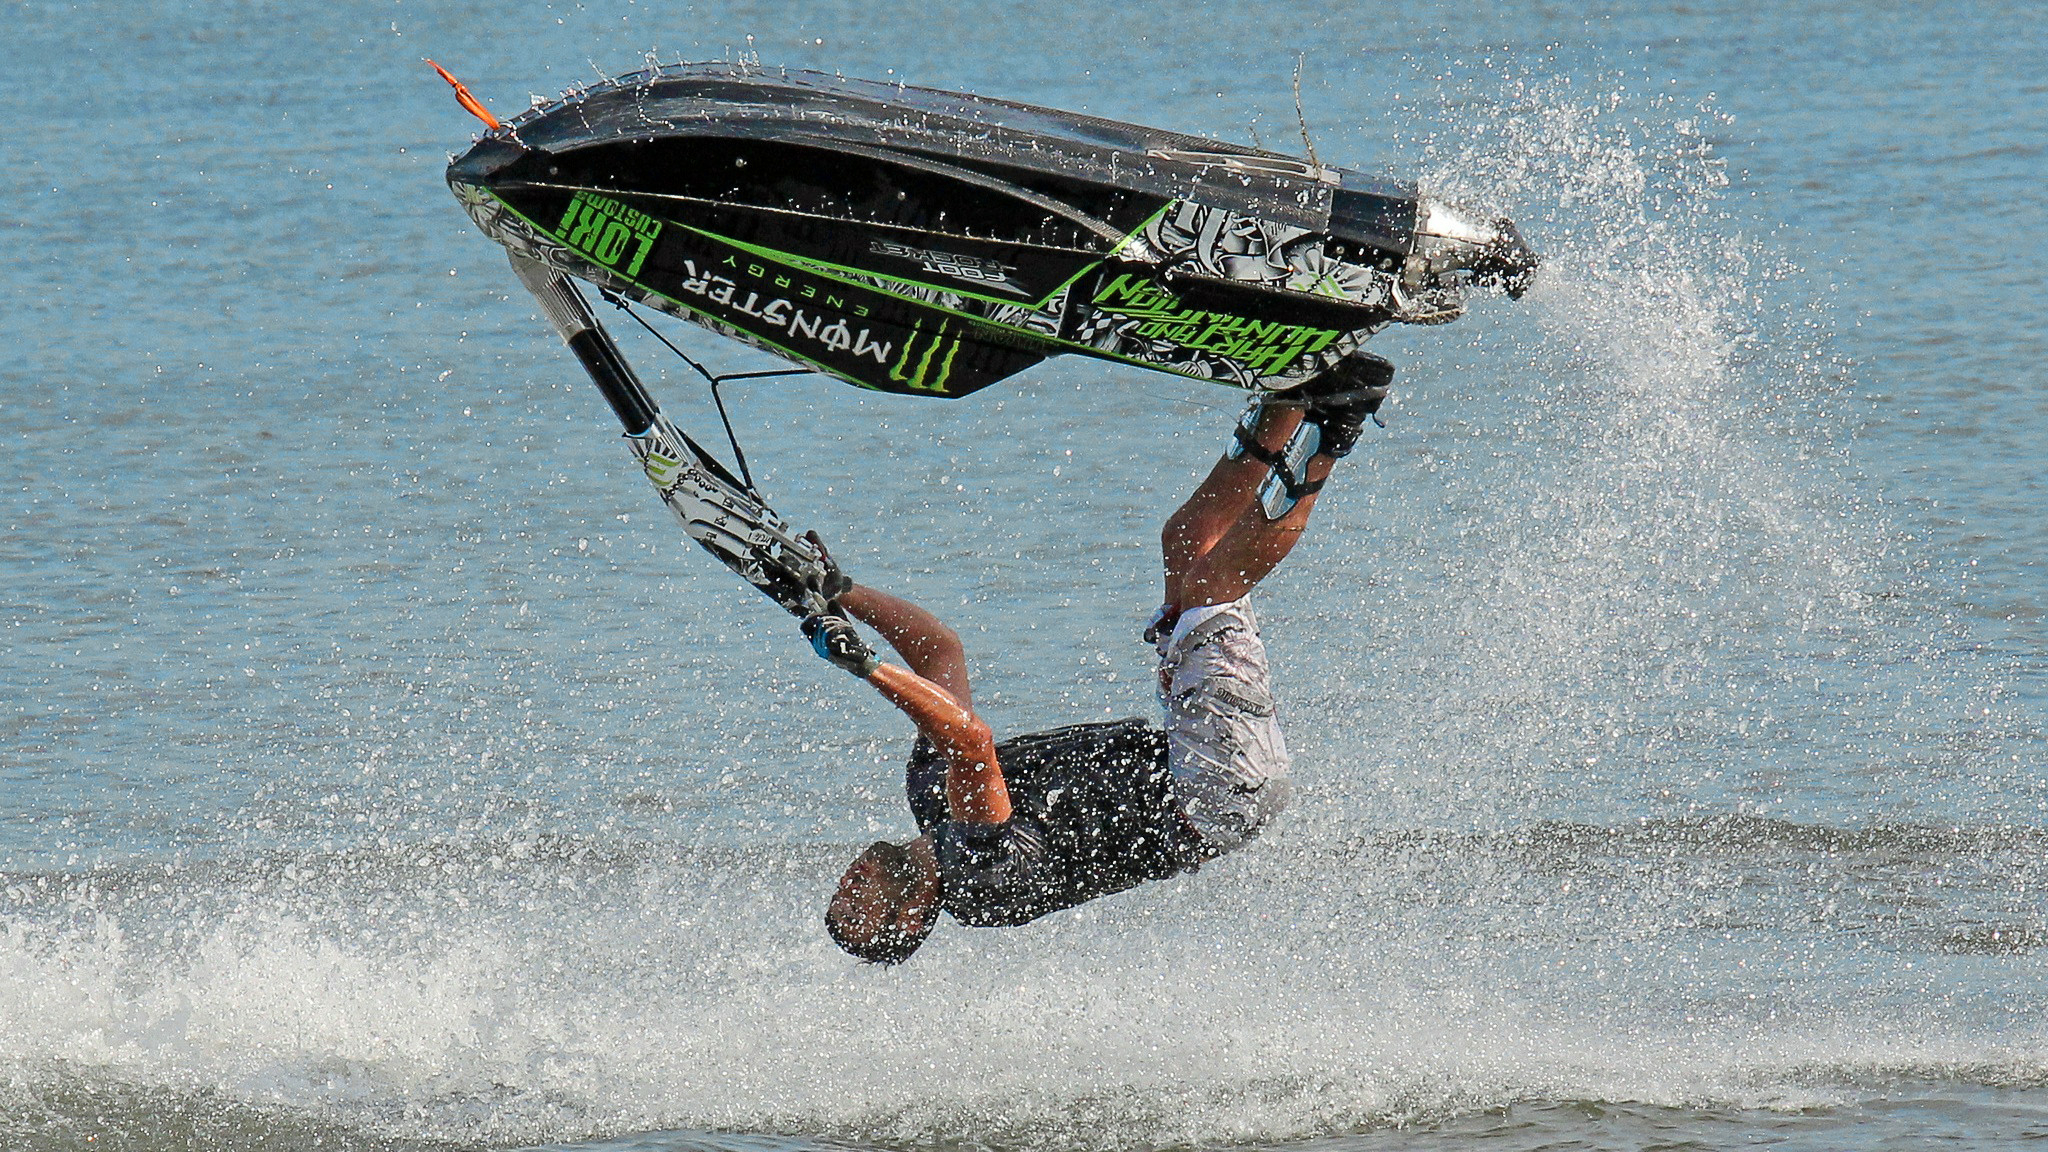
907, 719, 1203, 927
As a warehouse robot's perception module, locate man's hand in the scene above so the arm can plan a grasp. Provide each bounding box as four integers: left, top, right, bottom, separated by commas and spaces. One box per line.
803, 613, 880, 678
803, 530, 854, 610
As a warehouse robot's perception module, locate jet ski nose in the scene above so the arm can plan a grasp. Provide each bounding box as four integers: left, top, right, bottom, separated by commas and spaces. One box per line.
1409, 198, 1540, 299
446, 135, 538, 194
1472, 217, 1539, 299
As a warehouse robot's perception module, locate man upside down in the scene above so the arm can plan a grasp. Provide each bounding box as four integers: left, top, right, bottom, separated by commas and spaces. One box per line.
799, 355, 1391, 962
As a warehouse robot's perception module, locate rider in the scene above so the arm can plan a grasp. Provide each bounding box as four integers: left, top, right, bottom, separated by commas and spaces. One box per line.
804, 354, 1393, 963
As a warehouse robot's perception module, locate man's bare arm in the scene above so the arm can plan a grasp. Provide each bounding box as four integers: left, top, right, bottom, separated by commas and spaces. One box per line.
866, 663, 1011, 824
799, 539, 1005, 823
839, 583, 972, 706
803, 611, 1010, 825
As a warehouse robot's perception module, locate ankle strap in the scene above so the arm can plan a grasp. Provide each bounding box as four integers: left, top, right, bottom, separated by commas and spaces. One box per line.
1231, 423, 1287, 468
1273, 472, 1324, 502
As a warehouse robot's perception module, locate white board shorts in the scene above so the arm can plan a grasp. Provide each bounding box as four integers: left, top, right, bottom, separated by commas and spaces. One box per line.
1155, 595, 1294, 855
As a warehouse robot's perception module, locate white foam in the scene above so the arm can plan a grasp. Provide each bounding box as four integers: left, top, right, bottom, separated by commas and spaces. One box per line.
2, 829, 2044, 1148
4, 72, 2042, 1152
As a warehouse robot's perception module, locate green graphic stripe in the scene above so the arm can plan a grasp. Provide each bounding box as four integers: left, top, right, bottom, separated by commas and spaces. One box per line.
670, 224, 1071, 350
690, 226, 1094, 312
1112, 203, 1174, 258
493, 193, 1258, 387
488, 193, 854, 386
685, 201, 1169, 316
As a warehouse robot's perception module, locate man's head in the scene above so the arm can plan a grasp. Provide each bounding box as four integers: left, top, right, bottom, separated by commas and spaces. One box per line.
826, 837, 940, 964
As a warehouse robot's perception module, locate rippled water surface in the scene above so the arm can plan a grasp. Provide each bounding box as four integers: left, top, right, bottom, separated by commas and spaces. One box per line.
3, 1, 2044, 1149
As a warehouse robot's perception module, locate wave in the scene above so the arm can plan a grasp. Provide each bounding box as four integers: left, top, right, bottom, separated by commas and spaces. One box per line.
6, 47, 2044, 1152
2, 818, 2045, 1150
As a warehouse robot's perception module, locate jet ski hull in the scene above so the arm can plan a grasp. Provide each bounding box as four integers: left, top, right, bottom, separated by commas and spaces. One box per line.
448, 63, 1535, 398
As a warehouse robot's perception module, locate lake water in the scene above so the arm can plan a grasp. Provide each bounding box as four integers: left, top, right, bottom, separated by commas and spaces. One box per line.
3, 1, 2044, 1149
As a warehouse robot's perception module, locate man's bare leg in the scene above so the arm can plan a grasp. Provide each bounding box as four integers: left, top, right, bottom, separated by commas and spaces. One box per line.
1163, 404, 1335, 610
1174, 455, 1334, 606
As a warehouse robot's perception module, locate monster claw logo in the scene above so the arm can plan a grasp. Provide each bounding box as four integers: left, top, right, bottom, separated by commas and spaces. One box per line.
889, 323, 963, 394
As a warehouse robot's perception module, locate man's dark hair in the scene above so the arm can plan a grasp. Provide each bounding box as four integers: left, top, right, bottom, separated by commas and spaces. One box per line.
825, 840, 936, 964
825, 909, 929, 965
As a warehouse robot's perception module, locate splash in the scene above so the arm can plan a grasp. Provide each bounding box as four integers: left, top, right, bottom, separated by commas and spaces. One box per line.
4, 74, 2044, 1152
2, 823, 2045, 1149
1287, 72, 2037, 832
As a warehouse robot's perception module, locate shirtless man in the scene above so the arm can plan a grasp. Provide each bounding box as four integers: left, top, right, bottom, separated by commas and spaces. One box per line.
803, 355, 1392, 962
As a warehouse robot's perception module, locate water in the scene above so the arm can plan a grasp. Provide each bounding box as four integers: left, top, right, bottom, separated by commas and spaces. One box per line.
3, 1, 2044, 1149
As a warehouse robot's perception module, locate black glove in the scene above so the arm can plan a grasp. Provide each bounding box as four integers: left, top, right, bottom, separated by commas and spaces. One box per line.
802, 530, 854, 610
803, 613, 880, 678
